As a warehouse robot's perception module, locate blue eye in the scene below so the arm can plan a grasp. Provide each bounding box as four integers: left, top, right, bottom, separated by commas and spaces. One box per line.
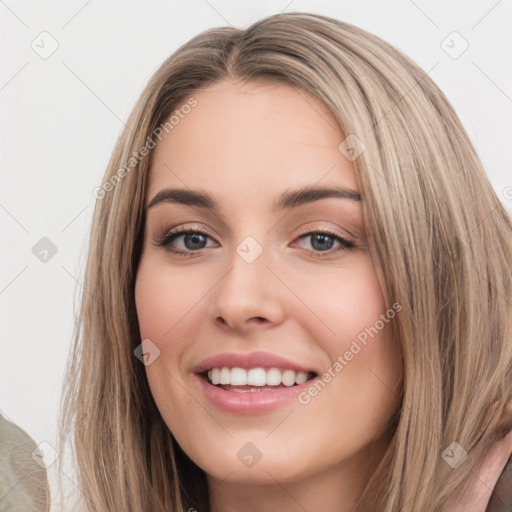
154, 227, 214, 256
294, 231, 355, 254
153, 227, 355, 257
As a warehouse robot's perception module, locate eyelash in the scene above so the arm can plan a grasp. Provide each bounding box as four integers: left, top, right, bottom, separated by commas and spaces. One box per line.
153, 225, 355, 258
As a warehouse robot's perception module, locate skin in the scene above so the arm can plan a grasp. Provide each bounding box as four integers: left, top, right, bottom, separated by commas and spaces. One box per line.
443, 430, 512, 512
134, 79, 404, 512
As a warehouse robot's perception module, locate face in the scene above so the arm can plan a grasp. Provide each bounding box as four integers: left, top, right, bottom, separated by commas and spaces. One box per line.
135, 79, 403, 494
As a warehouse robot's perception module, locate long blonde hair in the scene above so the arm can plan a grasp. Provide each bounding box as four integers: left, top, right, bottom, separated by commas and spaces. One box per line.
60, 12, 512, 511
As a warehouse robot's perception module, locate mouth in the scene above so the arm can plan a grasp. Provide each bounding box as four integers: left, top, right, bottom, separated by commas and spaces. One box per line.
193, 351, 320, 413
201, 366, 318, 393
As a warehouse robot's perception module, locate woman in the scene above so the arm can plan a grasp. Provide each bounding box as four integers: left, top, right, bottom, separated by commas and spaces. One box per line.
60, 12, 512, 511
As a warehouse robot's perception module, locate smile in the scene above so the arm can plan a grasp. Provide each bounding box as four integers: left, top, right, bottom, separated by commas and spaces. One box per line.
193, 352, 319, 413
206, 366, 313, 390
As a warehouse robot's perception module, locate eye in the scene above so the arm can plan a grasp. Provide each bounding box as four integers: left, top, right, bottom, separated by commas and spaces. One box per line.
153, 226, 217, 256
153, 226, 355, 257
293, 230, 355, 256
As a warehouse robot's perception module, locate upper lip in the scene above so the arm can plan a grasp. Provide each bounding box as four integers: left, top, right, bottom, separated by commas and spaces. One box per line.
192, 351, 318, 375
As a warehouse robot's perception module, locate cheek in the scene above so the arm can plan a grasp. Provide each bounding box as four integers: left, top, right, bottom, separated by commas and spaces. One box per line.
134, 256, 210, 350
294, 254, 402, 428
294, 252, 391, 345
134, 257, 207, 431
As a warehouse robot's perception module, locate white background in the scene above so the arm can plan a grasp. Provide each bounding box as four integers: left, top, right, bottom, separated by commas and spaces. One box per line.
1, 0, 511, 507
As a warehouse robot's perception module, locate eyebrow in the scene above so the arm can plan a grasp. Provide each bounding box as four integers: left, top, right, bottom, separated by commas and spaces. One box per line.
146, 185, 361, 212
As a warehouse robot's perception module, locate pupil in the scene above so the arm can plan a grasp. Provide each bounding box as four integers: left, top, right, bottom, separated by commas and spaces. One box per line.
311, 234, 333, 251
185, 233, 206, 250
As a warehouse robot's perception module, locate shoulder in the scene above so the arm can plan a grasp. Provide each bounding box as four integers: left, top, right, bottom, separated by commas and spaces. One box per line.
0, 414, 50, 512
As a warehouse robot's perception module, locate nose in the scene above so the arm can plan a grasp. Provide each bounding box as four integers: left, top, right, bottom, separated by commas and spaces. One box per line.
208, 242, 286, 334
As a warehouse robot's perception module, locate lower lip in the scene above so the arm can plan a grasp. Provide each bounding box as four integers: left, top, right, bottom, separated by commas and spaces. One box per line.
195, 374, 316, 414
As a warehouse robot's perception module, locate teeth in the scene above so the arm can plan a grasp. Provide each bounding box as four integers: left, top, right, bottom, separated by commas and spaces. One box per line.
230, 367, 246, 385
206, 367, 310, 387
219, 367, 230, 385
266, 368, 282, 386
282, 369, 296, 387
247, 368, 266, 386
295, 371, 308, 384
209, 368, 220, 385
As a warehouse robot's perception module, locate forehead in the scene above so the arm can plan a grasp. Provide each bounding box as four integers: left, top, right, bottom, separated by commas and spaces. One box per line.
147, 79, 358, 206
